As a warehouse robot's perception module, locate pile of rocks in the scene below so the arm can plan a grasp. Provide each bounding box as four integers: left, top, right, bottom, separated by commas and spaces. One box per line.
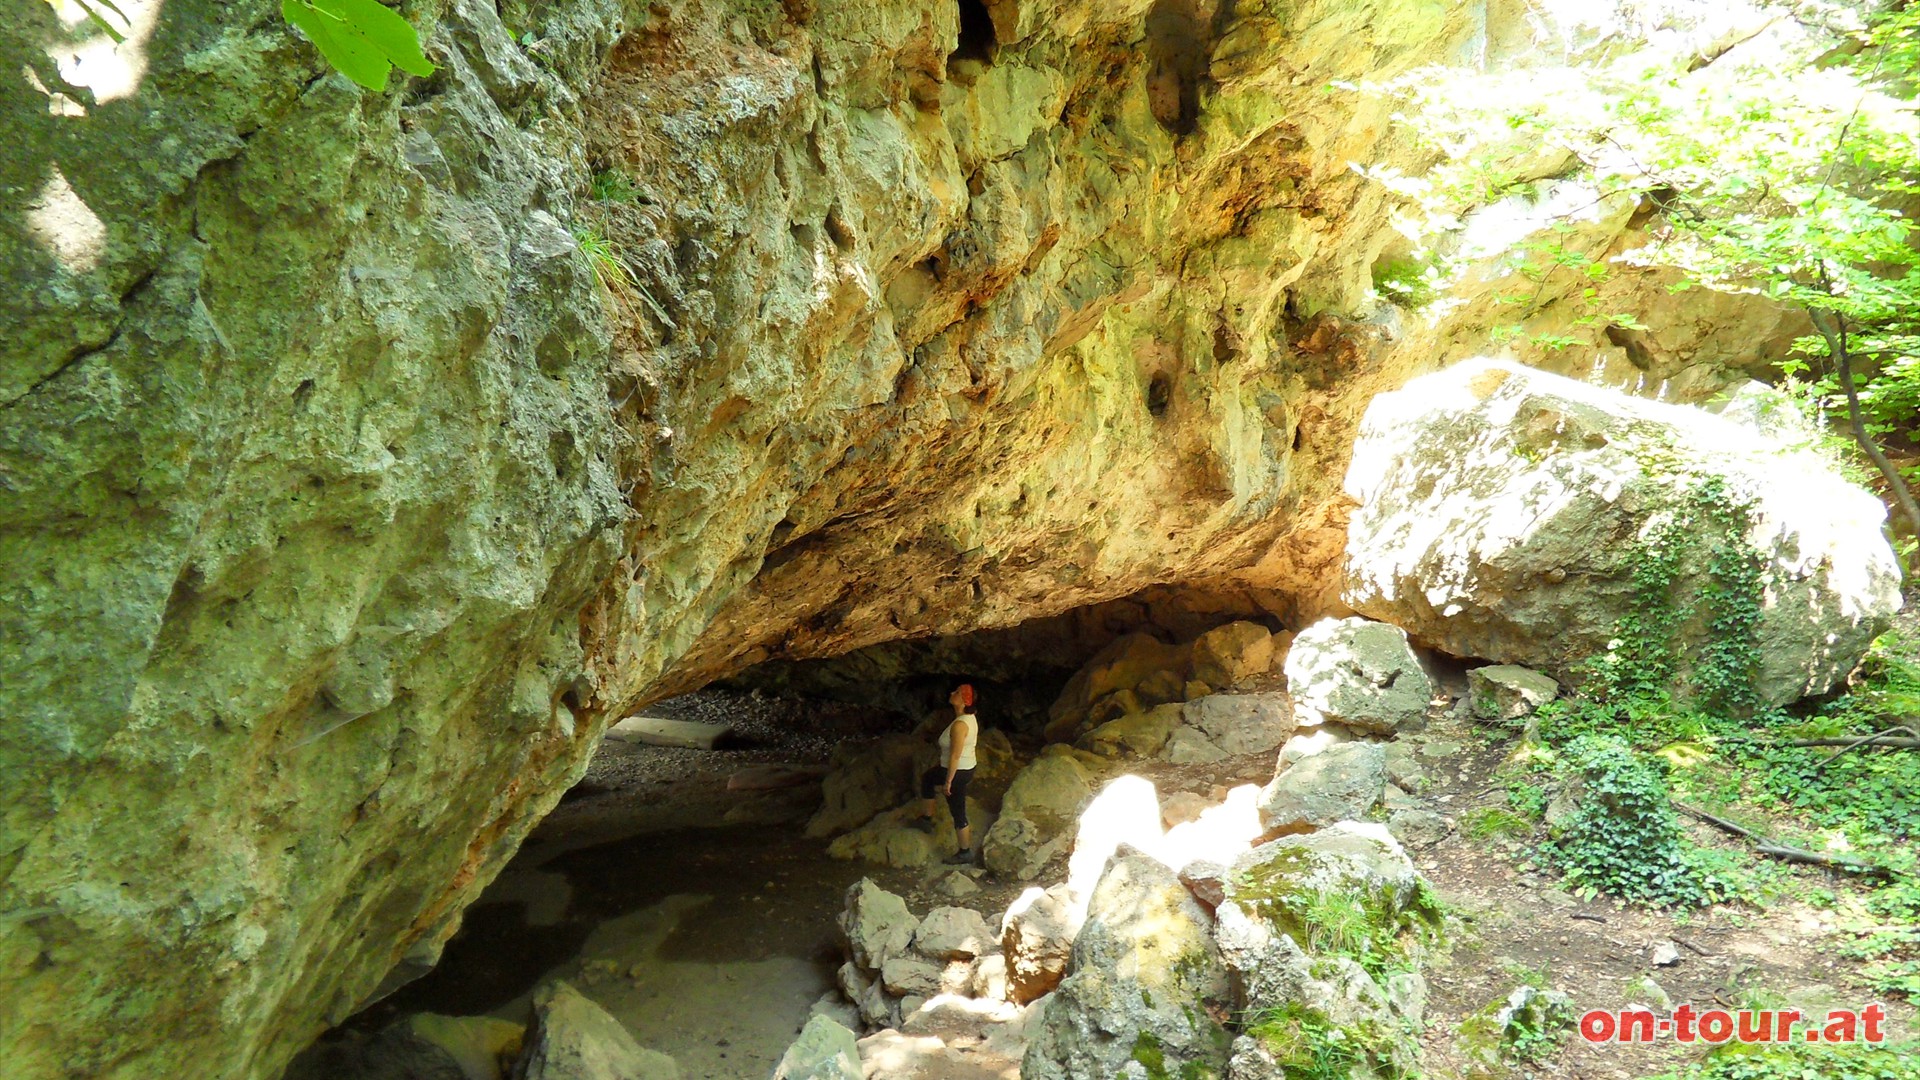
783, 761, 1438, 1079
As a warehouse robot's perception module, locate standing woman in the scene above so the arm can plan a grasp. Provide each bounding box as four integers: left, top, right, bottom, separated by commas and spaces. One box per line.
915, 683, 979, 865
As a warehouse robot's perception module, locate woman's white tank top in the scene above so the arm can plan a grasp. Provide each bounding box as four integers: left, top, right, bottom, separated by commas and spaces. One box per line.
939, 713, 978, 770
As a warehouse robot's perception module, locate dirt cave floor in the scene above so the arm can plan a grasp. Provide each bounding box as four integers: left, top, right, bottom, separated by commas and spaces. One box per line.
318, 686, 1915, 1079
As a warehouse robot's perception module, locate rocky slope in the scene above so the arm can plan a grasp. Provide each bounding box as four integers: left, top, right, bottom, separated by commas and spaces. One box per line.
0, 1, 1837, 1077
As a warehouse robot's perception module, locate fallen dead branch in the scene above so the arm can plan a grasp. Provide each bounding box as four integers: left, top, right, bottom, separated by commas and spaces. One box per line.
1674, 802, 1893, 880
1800, 725, 1919, 771
1787, 737, 1920, 750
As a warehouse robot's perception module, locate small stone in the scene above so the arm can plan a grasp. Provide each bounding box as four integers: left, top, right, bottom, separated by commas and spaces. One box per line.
971, 954, 1009, 1001
912, 906, 995, 961
1382, 741, 1427, 789
1158, 727, 1228, 764
836, 962, 871, 1003
1182, 692, 1296, 756
1177, 859, 1229, 910
856, 982, 892, 1029
983, 755, 1095, 879
1468, 665, 1560, 726
403, 1014, 526, 1080
1651, 941, 1681, 967
934, 872, 980, 899
1277, 724, 1353, 766
520, 982, 680, 1080
1001, 885, 1082, 1005
880, 957, 945, 998
1135, 668, 1187, 708
1384, 972, 1427, 1025
1160, 791, 1212, 828
838, 879, 919, 973
1623, 974, 1673, 1012
1190, 621, 1279, 689
1387, 808, 1450, 848
1078, 702, 1182, 759
807, 992, 862, 1035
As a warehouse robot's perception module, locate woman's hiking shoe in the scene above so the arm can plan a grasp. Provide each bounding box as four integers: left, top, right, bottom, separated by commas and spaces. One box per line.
944, 848, 975, 865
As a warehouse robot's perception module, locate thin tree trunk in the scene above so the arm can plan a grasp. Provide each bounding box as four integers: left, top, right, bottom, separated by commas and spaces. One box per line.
1810, 308, 1920, 546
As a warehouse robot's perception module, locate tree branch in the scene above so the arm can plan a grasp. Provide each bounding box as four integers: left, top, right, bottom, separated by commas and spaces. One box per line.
1808, 307, 1920, 545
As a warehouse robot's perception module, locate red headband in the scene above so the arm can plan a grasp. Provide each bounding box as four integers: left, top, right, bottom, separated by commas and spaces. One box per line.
955, 684, 975, 709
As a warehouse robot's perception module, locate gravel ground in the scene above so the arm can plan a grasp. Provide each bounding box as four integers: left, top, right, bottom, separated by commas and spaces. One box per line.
568, 688, 911, 796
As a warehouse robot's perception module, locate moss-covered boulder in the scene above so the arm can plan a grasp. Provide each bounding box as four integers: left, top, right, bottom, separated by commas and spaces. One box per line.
1344, 358, 1904, 706
1022, 854, 1231, 1080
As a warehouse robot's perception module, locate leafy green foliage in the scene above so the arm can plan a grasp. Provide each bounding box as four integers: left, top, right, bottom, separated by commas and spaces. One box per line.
1646, 1041, 1920, 1080
1128, 1031, 1219, 1080
1840, 855, 1920, 999
570, 223, 629, 293
280, 0, 435, 92
1370, 255, 1445, 308
1505, 780, 1548, 820
590, 169, 649, 204
1588, 470, 1766, 715
1539, 735, 1736, 908
1362, 7, 1920, 550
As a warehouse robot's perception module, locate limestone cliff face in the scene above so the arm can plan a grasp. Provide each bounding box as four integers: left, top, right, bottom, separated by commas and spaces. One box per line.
0, 0, 1800, 1077
3, 2, 627, 1076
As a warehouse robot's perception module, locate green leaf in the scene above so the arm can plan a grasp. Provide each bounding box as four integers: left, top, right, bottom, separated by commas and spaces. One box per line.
67, 0, 127, 43
283, 0, 434, 91
283, 0, 390, 90
313, 0, 435, 77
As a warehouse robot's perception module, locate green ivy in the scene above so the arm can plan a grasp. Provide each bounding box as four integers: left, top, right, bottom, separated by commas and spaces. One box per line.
1596, 471, 1765, 715
1539, 736, 1737, 909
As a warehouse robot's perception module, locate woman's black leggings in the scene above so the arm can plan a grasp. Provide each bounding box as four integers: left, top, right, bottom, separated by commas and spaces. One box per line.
920, 766, 974, 828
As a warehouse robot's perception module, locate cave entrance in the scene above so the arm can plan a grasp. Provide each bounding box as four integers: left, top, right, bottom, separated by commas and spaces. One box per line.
285, 585, 1293, 1078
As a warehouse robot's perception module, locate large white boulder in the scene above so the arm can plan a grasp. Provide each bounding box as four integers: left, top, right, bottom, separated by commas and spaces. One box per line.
1344, 358, 1903, 706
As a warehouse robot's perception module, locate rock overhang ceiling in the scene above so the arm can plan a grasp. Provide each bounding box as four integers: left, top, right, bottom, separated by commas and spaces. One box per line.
0, 1, 1833, 1077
